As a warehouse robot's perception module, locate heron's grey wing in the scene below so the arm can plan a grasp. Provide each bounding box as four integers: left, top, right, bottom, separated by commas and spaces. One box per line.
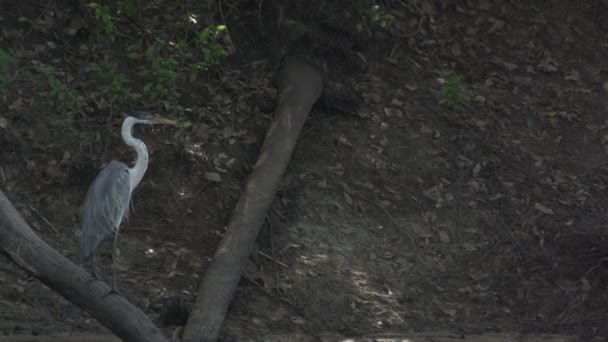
79, 160, 131, 259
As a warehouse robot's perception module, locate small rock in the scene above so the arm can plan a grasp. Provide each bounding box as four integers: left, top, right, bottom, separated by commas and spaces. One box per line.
204, 172, 221, 182
438, 230, 451, 243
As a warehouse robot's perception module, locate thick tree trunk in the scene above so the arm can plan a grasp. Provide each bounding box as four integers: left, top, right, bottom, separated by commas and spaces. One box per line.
0, 192, 168, 342
182, 60, 323, 342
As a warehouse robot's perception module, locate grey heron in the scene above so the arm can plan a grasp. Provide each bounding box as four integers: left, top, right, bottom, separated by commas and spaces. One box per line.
79, 110, 176, 294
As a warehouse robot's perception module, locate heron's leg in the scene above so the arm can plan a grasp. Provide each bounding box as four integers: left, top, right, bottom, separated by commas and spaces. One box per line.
90, 253, 100, 279
109, 229, 120, 295
81, 253, 101, 285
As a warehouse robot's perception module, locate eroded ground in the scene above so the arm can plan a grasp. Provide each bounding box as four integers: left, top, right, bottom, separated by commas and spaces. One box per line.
1, 1, 608, 341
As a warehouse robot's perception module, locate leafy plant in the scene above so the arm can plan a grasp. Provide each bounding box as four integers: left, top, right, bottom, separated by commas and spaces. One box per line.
32, 65, 85, 113
123, 20, 228, 100
87, 3, 117, 39
0, 49, 18, 87
89, 63, 132, 104
49, 78, 86, 112
439, 74, 469, 109
129, 40, 179, 99
117, 0, 147, 17
370, 2, 395, 28
192, 25, 228, 71
181, 10, 199, 26
21, 64, 87, 139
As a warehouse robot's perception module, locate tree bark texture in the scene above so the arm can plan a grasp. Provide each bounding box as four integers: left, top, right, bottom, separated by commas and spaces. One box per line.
0, 191, 168, 342
182, 61, 323, 342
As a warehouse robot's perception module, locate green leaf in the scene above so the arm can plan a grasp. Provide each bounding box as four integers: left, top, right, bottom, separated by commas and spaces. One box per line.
127, 52, 142, 59
177, 120, 192, 128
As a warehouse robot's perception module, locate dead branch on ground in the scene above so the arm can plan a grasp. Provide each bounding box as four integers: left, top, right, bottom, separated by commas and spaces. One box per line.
182, 60, 323, 342
0, 191, 168, 342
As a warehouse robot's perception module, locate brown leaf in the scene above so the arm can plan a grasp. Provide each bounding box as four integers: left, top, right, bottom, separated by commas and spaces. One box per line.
478, 0, 493, 10
538, 110, 557, 117
534, 203, 554, 215
204, 172, 222, 182
438, 230, 450, 243
344, 192, 353, 206
8, 97, 23, 110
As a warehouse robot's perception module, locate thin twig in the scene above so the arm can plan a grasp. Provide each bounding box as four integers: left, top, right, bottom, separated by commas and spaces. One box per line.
355, 191, 417, 251
257, 0, 264, 29
257, 250, 288, 268
178, 181, 212, 223
101, 105, 114, 163
266, 217, 281, 289
217, 0, 236, 53
29, 205, 59, 234
240, 275, 296, 309
582, 256, 608, 279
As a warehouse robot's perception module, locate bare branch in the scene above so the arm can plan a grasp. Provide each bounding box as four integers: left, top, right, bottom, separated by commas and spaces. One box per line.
0, 191, 168, 342
182, 60, 323, 341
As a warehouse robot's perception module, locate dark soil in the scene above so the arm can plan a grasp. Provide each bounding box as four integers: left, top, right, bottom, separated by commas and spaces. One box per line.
2, 0, 608, 340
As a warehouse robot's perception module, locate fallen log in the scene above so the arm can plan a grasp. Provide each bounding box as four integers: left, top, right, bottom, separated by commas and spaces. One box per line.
0, 191, 168, 342
182, 60, 323, 341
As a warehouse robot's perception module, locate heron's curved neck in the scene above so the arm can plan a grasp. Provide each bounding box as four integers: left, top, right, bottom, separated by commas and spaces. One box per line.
121, 117, 148, 192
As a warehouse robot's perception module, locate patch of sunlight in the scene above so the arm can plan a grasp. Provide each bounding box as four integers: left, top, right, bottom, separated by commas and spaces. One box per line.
188, 13, 198, 24
175, 184, 194, 201
185, 142, 207, 158
298, 253, 329, 265
177, 185, 193, 200
291, 223, 410, 336
349, 267, 405, 326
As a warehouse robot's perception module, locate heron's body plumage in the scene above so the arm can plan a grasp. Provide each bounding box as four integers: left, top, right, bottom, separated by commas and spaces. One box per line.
78, 111, 175, 294
80, 160, 131, 259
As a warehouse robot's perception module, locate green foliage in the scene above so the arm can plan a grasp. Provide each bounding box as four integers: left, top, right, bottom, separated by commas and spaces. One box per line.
20, 64, 87, 139
181, 10, 199, 26
89, 63, 133, 104
370, 3, 395, 28
49, 78, 86, 112
129, 40, 179, 99
83, 4, 229, 102
117, 0, 147, 17
87, 3, 117, 39
192, 25, 228, 71
439, 74, 469, 109
31, 65, 86, 113
126, 23, 228, 100
0, 49, 18, 88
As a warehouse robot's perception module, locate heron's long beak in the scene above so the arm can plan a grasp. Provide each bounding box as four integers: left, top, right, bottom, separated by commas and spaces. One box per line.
152, 116, 177, 125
